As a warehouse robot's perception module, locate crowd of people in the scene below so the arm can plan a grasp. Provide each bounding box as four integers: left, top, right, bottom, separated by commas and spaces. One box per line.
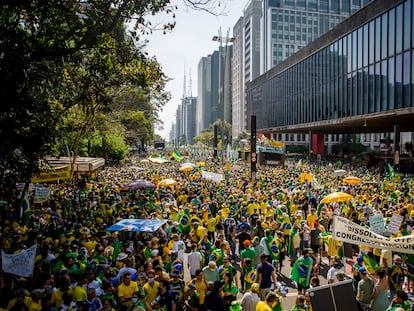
0, 154, 414, 311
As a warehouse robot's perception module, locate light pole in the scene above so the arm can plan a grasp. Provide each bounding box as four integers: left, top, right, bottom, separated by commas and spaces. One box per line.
212, 28, 234, 163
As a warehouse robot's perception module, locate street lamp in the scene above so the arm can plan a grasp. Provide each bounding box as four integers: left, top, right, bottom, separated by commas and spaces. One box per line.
212, 28, 234, 163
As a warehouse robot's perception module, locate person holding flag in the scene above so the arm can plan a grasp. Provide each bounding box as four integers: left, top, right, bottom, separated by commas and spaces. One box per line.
260, 229, 280, 268
290, 248, 314, 295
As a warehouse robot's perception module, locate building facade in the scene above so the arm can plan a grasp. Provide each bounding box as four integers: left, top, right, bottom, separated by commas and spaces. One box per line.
247, 0, 414, 155
260, 0, 372, 73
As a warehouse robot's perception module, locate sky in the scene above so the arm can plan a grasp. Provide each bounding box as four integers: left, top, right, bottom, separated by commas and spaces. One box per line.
144, 0, 250, 140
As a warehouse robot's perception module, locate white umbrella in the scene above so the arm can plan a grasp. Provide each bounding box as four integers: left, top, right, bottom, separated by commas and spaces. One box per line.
332, 169, 347, 177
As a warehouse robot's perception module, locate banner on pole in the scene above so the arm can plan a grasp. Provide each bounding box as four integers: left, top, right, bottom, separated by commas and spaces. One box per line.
333, 216, 414, 254
2, 244, 37, 277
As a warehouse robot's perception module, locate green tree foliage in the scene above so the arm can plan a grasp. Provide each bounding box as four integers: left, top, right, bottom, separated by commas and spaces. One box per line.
0, 0, 231, 186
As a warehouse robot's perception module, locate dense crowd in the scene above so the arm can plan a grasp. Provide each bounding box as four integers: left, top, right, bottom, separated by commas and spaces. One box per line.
0, 156, 414, 311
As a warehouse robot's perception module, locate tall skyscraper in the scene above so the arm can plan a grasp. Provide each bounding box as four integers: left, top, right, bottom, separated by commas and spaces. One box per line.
232, 0, 262, 140
196, 52, 220, 135
261, 0, 372, 73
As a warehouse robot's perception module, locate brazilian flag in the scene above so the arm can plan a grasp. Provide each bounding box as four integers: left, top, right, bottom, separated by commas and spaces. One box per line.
360, 251, 379, 274
179, 208, 191, 233
172, 149, 182, 162
265, 236, 280, 260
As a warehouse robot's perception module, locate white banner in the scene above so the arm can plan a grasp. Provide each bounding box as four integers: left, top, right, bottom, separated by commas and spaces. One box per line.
201, 171, 224, 182
333, 216, 414, 254
2, 244, 37, 277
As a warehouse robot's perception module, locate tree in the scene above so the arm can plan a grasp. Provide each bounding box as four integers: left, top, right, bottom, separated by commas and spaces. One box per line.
0, 0, 231, 186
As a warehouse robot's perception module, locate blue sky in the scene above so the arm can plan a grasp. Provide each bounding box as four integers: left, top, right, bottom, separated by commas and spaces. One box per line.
144, 0, 249, 140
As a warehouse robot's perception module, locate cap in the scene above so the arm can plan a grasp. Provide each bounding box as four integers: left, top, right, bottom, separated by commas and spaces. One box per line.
229, 300, 242, 311
151, 249, 159, 257
356, 255, 363, 262
243, 240, 251, 247
358, 267, 367, 274
116, 253, 128, 261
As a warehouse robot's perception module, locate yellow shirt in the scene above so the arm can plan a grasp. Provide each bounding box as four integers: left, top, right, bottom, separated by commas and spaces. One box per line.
118, 281, 139, 307
73, 285, 87, 303
190, 279, 207, 305
51, 288, 73, 308
143, 281, 159, 304
27, 300, 42, 311
255, 301, 272, 311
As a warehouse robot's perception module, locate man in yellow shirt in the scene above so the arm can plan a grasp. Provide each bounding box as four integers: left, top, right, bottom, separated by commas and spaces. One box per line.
143, 270, 159, 306
118, 271, 139, 309
255, 291, 278, 311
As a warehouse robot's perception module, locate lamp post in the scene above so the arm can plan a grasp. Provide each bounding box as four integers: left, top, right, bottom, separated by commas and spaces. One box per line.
212, 28, 234, 163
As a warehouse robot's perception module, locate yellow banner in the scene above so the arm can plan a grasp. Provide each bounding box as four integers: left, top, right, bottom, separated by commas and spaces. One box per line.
32, 166, 70, 183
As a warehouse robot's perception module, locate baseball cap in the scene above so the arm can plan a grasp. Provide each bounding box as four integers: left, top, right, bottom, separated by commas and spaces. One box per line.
358, 267, 367, 274
356, 255, 363, 262
243, 240, 251, 247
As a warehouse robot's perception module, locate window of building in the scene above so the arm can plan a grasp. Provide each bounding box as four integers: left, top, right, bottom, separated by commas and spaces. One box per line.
320, 0, 329, 13
381, 13, 388, 59
375, 17, 381, 62
396, 4, 403, 55
308, 0, 317, 11
342, 0, 350, 15
388, 8, 395, 57
403, 51, 411, 108
404, 0, 411, 51
388, 57, 395, 110
369, 20, 375, 65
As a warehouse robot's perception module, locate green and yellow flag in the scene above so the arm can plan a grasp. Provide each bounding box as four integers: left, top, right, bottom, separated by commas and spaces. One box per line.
361, 251, 379, 274
172, 148, 182, 161
388, 163, 395, 179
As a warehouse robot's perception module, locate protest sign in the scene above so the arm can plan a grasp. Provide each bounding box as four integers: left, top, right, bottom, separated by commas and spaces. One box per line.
34, 187, 51, 203
387, 213, 404, 235
333, 216, 414, 254
369, 214, 385, 234
2, 244, 37, 277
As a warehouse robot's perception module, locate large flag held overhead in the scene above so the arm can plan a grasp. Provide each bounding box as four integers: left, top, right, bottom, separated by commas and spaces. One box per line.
172, 148, 182, 161
388, 163, 395, 179
360, 251, 379, 274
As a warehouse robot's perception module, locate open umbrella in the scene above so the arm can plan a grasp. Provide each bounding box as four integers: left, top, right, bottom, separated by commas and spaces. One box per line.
148, 157, 170, 164
332, 169, 347, 177
321, 192, 354, 204
157, 178, 177, 187
299, 173, 313, 183
120, 179, 155, 191
343, 176, 362, 185
180, 162, 197, 168
179, 165, 194, 172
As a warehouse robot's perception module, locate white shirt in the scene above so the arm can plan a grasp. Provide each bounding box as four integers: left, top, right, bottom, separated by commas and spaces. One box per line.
260, 237, 269, 256
240, 291, 260, 311
327, 266, 345, 283
174, 240, 186, 261
187, 251, 202, 276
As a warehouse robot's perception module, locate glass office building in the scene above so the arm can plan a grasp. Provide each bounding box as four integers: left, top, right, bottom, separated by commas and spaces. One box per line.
261, 0, 372, 72
248, 0, 414, 134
